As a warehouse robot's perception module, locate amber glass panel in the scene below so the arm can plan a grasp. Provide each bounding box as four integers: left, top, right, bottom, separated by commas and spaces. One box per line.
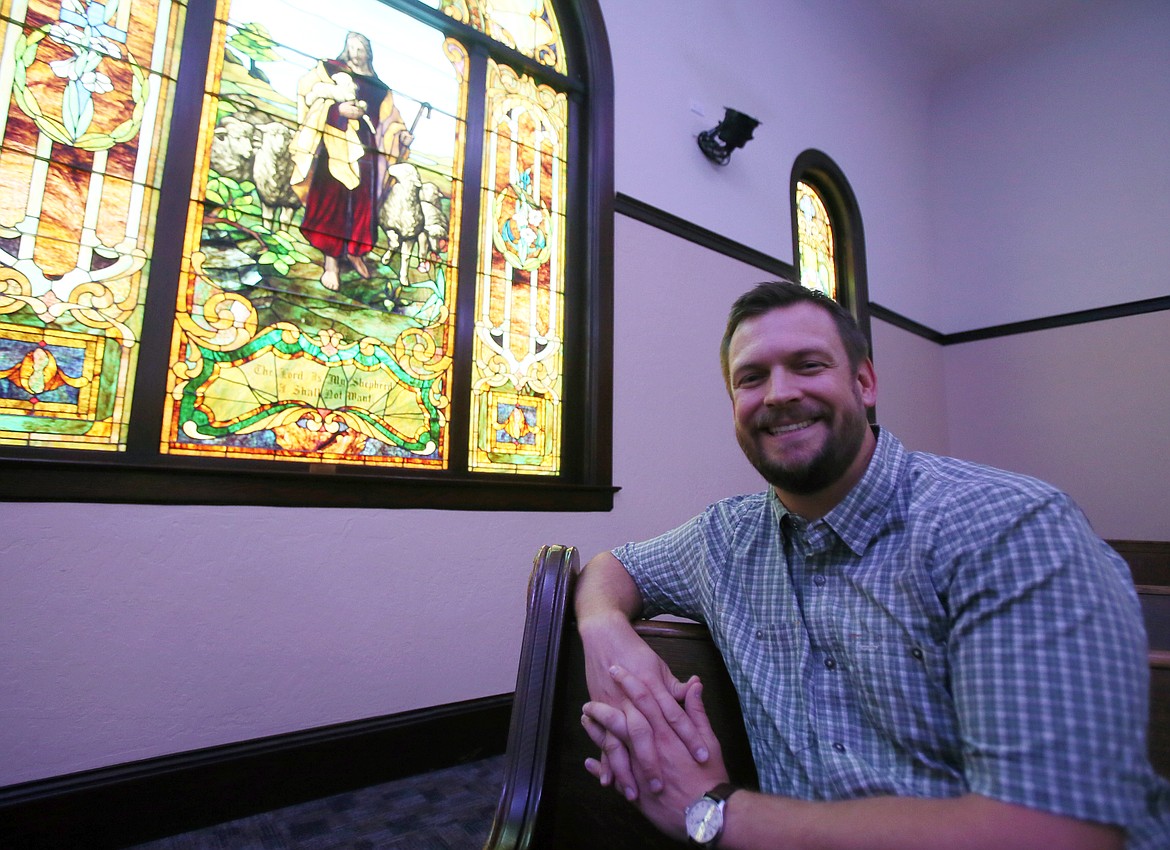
796, 180, 836, 300
437, 0, 565, 75
161, 0, 468, 469
0, 0, 184, 449
468, 57, 565, 475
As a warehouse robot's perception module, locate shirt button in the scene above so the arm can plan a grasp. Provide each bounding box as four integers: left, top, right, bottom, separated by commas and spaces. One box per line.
911, 647, 924, 661
832, 742, 847, 753
824, 656, 836, 670
813, 574, 827, 587
756, 629, 765, 639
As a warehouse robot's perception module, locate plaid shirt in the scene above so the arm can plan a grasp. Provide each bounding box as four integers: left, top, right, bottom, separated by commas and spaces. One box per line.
614, 428, 1170, 847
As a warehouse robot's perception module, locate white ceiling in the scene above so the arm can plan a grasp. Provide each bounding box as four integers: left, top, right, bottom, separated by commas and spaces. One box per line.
868, 0, 1108, 80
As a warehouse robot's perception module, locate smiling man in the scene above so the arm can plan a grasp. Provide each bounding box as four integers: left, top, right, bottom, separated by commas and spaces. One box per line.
575, 280, 1170, 849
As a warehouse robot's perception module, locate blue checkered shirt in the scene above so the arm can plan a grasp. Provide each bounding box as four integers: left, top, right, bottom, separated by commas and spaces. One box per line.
614, 428, 1170, 848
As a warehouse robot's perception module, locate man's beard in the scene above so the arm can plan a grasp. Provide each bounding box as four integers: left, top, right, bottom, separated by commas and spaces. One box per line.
737, 403, 869, 495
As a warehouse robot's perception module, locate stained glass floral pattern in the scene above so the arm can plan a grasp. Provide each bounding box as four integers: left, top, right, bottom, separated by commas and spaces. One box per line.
0, 0, 183, 449
468, 58, 565, 474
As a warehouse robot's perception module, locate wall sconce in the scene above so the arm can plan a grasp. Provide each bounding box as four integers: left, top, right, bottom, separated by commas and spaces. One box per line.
697, 108, 760, 165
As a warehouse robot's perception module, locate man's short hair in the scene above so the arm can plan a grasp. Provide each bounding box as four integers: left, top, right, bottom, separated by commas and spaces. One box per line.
719, 280, 870, 388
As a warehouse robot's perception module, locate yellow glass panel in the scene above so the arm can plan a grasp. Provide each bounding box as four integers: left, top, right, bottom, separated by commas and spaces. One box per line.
468, 58, 565, 475
161, 0, 469, 469
0, 0, 184, 449
439, 0, 566, 75
796, 180, 836, 300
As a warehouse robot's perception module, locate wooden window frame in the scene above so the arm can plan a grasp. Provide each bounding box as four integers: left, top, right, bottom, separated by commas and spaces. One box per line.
790, 148, 871, 347
0, 0, 616, 511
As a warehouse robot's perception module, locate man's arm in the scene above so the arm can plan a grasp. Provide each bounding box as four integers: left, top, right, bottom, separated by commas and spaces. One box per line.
584, 666, 1123, 850
575, 552, 709, 797
719, 790, 1123, 850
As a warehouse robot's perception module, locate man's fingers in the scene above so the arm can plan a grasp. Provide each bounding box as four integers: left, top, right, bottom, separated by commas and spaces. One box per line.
614, 665, 710, 764
684, 681, 719, 754
582, 703, 639, 799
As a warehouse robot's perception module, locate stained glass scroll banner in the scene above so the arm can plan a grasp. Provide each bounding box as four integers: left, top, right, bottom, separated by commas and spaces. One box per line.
0, 0, 184, 450
161, 0, 470, 470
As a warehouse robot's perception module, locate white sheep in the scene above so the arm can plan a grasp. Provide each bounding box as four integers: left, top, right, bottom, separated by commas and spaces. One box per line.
251, 121, 300, 230
209, 114, 255, 183
378, 161, 426, 285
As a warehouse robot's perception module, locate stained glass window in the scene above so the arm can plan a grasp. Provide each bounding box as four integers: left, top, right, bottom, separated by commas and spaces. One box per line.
0, 0, 613, 508
790, 149, 871, 354
437, 0, 565, 74
469, 57, 566, 474
0, 0, 184, 450
796, 180, 835, 300
162, 0, 469, 470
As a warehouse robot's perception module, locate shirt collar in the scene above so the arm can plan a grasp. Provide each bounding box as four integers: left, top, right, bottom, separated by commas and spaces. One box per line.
768, 426, 904, 557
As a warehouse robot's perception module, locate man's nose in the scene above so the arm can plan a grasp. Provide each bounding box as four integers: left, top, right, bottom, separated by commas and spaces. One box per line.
763, 369, 801, 406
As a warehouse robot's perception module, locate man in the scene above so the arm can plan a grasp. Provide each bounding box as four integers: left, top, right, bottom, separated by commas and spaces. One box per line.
576, 281, 1169, 848
290, 31, 412, 292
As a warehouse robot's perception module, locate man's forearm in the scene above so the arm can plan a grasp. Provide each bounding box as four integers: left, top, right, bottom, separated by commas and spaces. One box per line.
575, 551, 644, 626
720, 790, 1123, 850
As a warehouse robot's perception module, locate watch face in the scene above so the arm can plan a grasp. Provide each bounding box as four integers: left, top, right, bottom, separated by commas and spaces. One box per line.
685, 797, 724, 844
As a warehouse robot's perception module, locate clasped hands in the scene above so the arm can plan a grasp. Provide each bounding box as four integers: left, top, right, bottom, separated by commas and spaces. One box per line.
581, 662, 730, 839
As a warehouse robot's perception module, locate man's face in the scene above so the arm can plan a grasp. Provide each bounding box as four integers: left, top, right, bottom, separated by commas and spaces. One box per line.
727, 302, 876, 498
345, 37, 370, 71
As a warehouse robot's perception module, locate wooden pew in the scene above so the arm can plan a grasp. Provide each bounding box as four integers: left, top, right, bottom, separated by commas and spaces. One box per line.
1113, 539, 1170, 778
484, 544, 757, 850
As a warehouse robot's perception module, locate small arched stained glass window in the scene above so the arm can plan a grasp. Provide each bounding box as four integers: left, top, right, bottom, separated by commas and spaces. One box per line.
796, 180, 836, 300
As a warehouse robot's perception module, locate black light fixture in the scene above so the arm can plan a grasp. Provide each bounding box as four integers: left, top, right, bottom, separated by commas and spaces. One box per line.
697, 108, 760, 165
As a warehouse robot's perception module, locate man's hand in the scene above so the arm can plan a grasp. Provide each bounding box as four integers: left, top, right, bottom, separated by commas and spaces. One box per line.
576, 552, 710, 800
581, 665, 729, 840
578, 613, 705, 798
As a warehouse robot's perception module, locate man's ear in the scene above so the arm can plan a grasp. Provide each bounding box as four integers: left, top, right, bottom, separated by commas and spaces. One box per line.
856, 358, 877, 408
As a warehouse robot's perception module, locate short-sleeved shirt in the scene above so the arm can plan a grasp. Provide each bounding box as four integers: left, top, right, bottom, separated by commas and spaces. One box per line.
614, 428, 1170, 848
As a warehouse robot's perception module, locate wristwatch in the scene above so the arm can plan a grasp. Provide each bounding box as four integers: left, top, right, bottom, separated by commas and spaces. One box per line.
684, 782, 737, 845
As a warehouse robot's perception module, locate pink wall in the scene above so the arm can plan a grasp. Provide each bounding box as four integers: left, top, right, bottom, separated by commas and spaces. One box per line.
944, 310, 1170, 541
924, 0, 1170, 332
870, 319, 949, 456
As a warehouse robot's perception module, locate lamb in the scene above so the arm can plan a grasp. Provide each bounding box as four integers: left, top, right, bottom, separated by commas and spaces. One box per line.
209, 114, 255, 183
305, 72, 359, 109
378, 161, 426, 285
251, 121, 300, 230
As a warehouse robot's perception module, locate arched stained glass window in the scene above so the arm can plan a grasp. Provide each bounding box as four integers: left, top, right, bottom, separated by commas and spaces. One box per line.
796, 180, 835, 300
0, 0, 614, 509
790, 149, 870, 347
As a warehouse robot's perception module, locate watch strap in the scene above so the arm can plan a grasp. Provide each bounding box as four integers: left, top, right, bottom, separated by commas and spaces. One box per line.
704, 782, 737, 804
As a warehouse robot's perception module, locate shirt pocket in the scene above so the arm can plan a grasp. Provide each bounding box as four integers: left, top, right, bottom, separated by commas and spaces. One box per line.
835, 609, 963, 783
